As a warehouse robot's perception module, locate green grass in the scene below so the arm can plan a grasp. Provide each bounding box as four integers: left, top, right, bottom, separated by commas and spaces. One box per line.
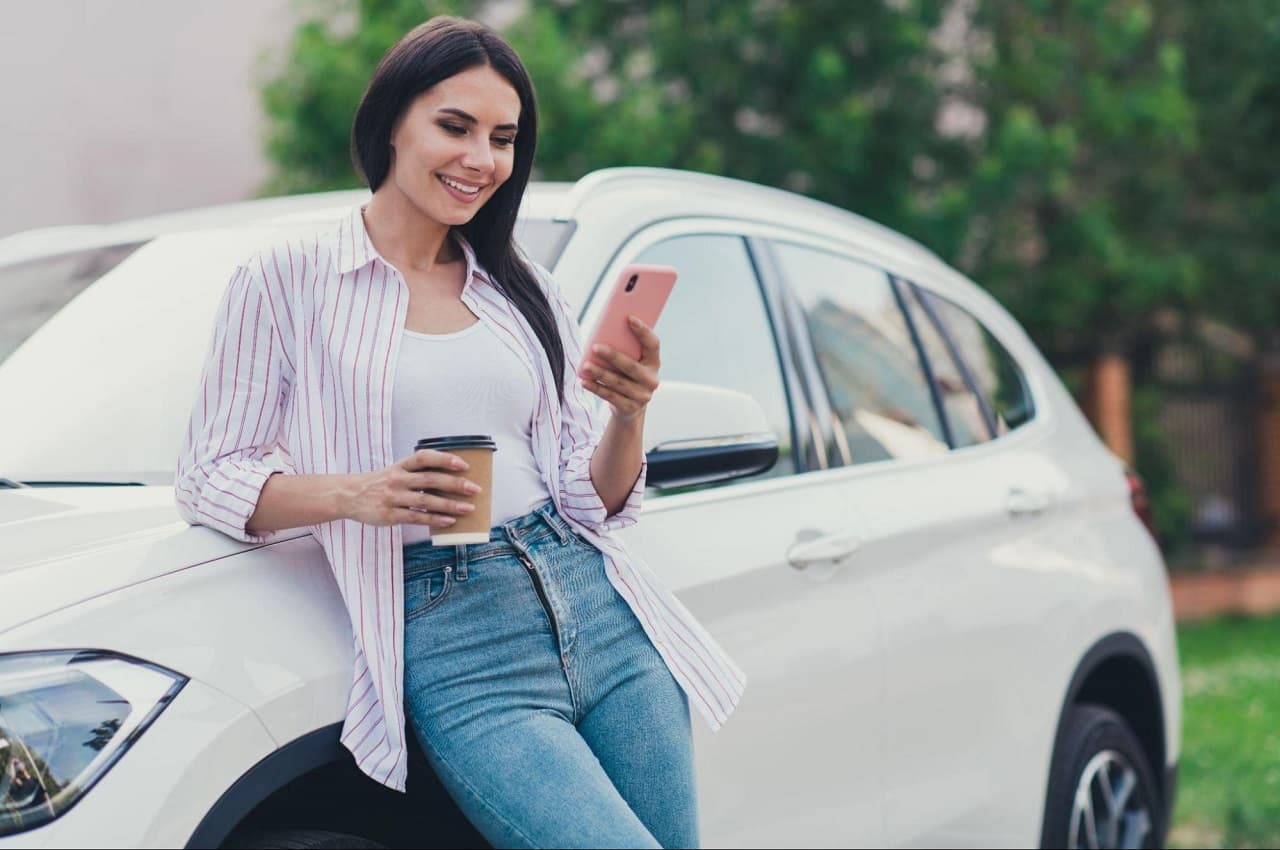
1168, 615, 1280, 849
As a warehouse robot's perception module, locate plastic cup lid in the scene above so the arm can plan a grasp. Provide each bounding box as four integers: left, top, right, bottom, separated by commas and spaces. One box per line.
415, 435, 497, 451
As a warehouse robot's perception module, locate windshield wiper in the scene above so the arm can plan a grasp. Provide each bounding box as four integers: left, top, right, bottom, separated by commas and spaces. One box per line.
23, 480, 146, 488
0, 479, 145, 488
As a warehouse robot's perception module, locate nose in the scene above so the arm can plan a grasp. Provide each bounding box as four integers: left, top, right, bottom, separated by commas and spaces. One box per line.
460, 136, 494, 175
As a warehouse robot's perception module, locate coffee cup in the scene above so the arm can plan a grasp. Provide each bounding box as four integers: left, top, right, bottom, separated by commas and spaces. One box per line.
415, 435, 497, 545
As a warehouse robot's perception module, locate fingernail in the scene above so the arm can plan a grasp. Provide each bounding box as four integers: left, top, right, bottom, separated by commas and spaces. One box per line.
459, 503, 475, 512
593, 344, 607, 354
453, 459, 467, 470
464, 482, 481, 494
629, 316, 641, 326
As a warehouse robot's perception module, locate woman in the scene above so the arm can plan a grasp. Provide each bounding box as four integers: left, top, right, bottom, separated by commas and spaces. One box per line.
175, 16, 745, 849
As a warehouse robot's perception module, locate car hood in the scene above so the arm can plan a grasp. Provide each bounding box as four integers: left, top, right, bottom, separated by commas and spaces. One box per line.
0, 486, 301, 634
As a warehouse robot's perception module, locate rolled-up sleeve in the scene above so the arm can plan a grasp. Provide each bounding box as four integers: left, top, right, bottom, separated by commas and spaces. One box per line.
533, 262, 647, 533
175, 263, 295, 544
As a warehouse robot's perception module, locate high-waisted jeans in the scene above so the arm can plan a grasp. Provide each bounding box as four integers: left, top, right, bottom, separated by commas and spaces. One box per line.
402, 499, 699, 849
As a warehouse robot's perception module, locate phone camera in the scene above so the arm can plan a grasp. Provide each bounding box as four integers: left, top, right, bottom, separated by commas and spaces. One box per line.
625, 274, 638, 292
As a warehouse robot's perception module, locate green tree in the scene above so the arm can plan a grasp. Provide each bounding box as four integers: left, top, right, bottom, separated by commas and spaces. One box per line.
957, 0, 1199, 363
1179, 0, 1280, 341
544, 0, 966, 254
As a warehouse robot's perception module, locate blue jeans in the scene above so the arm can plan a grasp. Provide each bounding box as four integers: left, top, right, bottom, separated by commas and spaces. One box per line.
403, 499, 699, 849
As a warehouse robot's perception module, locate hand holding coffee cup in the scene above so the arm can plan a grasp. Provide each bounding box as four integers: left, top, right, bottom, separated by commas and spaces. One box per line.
344, 446, 481, 529
414, 436, 497, 545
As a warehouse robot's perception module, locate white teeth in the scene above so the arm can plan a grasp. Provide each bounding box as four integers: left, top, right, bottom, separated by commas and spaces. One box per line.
439, 175, 481, 195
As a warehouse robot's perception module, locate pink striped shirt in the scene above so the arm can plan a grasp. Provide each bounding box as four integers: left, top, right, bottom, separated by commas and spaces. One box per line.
174, 204, 746, 792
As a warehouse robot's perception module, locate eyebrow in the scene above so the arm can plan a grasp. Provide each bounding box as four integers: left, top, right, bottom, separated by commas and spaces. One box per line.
436, 107, 518, 133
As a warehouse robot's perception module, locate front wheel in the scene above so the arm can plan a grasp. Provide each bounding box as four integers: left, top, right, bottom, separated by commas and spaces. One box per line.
1041, 704, 1164, 849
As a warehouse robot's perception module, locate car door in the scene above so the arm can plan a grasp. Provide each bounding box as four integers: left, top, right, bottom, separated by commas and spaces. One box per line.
864, 282, 1069, 847
585, 224, 886, 848
770, 235, 1068, 846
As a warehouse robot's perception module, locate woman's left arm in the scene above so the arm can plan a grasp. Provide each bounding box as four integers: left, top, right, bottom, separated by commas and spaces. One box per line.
533, 263, 656, 532
577, 315, 660, 515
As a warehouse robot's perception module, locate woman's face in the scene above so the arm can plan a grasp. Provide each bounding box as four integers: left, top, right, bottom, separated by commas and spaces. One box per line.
387, 64, 521, 227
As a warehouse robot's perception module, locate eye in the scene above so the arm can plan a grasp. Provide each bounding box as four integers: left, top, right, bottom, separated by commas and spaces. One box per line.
493, 136, 516, 148
439, 122, 466, 135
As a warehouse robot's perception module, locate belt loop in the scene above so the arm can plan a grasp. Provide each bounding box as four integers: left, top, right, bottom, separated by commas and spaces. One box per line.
454, 544, 468, 582
541, 501, 570, 545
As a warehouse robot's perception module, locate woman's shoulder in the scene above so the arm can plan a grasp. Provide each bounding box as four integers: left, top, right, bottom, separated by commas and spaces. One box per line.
238, 231, 331, 287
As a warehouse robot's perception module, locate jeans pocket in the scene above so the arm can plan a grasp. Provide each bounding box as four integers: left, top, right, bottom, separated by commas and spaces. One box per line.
406, 565, 453, 619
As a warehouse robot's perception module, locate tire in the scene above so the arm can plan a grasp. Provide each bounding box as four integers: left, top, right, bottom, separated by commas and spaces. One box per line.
1041, 704, 1164, 849
228, 828, 387, 849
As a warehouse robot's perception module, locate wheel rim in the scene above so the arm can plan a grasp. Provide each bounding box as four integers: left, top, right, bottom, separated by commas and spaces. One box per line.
1068, 749, 1153, 849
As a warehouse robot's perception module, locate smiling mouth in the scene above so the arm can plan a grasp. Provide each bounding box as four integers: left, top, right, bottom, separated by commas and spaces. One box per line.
437, 174, 484, 195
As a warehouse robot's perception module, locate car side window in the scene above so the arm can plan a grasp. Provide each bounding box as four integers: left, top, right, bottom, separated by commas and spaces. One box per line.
771, 240, 948, 464
914, 287, 1036, 435
898, 285, 993, 448
632, 234, 796, 485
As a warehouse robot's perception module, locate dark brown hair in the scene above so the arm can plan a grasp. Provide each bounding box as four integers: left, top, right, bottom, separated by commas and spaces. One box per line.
351, 16, 566, 403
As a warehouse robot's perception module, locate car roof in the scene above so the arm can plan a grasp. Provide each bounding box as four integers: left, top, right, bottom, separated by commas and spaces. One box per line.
0, 168, 944, 275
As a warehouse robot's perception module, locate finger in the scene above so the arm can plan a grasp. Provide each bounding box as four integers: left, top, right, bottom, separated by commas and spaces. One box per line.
581, 365, 647, 400
627, 316, 661, 365
399, 490, 476, 516
582, 349, 655, 387
408, 471, 482, 496
391, 508, 457, 527
581, 377, 638, 411
403, 449, 468, 473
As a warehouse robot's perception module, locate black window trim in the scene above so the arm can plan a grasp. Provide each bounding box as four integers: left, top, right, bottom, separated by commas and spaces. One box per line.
902, 278, 999, 440
742, 236, 815, 476
748, 236, 838, 473
889, 274, 957, 450
903, 278, 1040, 437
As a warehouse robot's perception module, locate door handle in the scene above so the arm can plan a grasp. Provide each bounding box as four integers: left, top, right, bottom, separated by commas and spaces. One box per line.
1006, 487, 1052, 518
787, 530, 863, 570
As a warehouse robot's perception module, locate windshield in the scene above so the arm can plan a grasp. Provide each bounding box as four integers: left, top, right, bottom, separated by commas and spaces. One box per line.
0, 216, 574, 485
0, 244, 144, 367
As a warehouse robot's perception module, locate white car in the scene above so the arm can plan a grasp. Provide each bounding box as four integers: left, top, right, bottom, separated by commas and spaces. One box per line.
0, 168, 1180, 849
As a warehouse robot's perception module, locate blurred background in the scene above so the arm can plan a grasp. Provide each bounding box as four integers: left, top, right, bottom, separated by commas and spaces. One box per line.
2, 0, 1277, 845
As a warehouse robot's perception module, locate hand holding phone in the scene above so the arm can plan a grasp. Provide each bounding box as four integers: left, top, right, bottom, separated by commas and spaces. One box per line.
582, 263, 678, 364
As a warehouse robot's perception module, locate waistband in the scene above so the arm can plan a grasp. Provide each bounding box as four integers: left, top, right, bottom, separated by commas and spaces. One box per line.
402, 499, 577, 575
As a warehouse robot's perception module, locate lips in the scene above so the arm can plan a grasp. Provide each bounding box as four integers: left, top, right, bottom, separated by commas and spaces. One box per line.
436, 174, 487, 203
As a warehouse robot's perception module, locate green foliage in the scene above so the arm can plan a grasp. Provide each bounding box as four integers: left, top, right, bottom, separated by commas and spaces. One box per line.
1179, 0, 1280, 339
1170, 615, 1280, 849
544, 0, 968, 255
962, 0, 1200, 361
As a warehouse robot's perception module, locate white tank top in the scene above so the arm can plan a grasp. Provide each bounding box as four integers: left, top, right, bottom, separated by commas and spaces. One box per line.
392, 320, 552, 545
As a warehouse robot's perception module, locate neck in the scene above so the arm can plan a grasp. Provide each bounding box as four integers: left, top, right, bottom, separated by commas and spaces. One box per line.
362, 189, 460, 272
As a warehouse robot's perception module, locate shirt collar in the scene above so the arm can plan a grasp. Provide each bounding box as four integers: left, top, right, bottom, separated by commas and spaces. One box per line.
333, 203, 492, 287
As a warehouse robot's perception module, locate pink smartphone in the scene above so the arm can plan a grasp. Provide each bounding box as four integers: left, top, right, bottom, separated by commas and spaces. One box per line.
583, 263, 678, 363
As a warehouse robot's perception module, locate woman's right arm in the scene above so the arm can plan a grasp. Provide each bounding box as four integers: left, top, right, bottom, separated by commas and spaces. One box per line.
175, 263, 295, 543
176, 262, 478, 542
246, 454, 481, 535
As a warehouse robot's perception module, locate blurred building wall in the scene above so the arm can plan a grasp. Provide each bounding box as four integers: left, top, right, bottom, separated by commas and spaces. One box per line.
0, 0, 295, 239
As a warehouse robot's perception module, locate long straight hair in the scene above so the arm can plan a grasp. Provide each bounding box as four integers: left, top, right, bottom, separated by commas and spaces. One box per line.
350, 16, 566, 404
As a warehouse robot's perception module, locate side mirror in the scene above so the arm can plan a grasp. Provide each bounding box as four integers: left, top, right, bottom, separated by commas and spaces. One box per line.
642, 381, 779, 490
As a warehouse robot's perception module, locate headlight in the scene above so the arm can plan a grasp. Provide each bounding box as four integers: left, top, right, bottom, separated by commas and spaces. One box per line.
0, 650, 186, 837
